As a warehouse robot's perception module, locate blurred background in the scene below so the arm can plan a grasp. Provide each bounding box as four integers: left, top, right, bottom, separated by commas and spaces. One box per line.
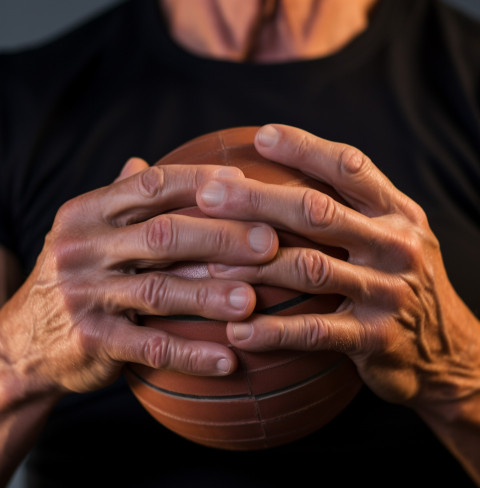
0, 0, 480, 51
0, 0, 123, 50
1, 0, 480, 486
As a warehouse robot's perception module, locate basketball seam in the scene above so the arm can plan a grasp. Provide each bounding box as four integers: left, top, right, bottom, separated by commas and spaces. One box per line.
237, 348, 267, 441
124, 357, 347, 402
135, 374, 360, 427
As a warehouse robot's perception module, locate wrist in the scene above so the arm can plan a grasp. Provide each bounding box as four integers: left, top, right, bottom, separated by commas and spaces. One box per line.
0, 358, 63, 487
416, 298, 480, 429
0, 290, 65, 411
417, 391, 480, 485
0, 359, 64, 414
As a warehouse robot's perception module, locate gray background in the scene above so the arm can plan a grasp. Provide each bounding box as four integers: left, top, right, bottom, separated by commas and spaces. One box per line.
0, 0, 124, 50
1, 0, 479, 486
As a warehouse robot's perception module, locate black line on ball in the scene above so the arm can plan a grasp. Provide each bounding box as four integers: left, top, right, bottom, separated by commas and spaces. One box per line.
154, 293, 316, 322
125, 355, 346, 402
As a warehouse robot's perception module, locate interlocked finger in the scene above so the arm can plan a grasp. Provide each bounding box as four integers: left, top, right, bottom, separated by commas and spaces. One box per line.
254, 124, 407, 217
198, 176, 395, 254
210, 247, 392, 303
226, 309, 367, 356
102, 319, 238, 375
101, 213, 277, 270
71, 164, 244, 228
101, 271, 256, 321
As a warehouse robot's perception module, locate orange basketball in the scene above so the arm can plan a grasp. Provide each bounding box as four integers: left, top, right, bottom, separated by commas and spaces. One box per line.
124, 127, 362, 450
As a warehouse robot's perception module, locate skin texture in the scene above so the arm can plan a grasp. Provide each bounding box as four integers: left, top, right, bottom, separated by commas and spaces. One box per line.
160, 0, 378, 62
0, 159, 278, 484
1, 0, 479, 485
197, 124, 480, 484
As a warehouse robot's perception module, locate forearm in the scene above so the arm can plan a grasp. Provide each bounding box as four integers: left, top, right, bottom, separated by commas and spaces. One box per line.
203, 124, 480, 484
0, 363, 61, 487
0, 248, 53, 485
0, 269, 61, 486
415, 305, 480, 486
418, 394, 480, 486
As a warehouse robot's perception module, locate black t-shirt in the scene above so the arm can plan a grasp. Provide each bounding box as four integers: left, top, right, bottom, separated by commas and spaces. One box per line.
1, 0, 479, 486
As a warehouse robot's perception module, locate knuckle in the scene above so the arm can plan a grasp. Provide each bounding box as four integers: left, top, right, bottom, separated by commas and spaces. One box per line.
180, 347, 203, 372
404, 232, 425, 261
406, 199, 430, 228
213, 224, 228, 250
303, 189, 336, 230
50, 197, 100, 266
247, 187, 263, 213
143, 333, 170, 369
47, 232, 86, 270
138, 166, 165, 199
298, 315, 324, 349
144, 335, 202, 373
54, 196, 83, 226
137, 273, 169, 311
338, 145, 371, 178
297, 249, 329, 290
209, 225, 233, 256
293, 134, 312, 162
271, 320, 288, 347
274, 316, 324, 350
193, 285, 210, 313
144, 216, 174, 253
379, 216, 439, 272
394, 228, 431, 270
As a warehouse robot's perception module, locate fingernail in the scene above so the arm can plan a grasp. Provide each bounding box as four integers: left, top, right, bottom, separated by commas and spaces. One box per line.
229, 287, 249, 310
211, 263, 230, 273
249, 226, 273, 253
216, 358, 231, 373
200, 180, 225, 206
216, 167, 242, 178
256, 125, 279, 147
233, 323, 253, 341
210, 264, 242, 277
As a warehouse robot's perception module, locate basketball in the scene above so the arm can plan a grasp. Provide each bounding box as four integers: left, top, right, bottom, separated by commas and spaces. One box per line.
124, 126, 362, 450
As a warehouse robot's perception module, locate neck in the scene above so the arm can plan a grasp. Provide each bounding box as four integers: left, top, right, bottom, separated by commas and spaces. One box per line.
159, 0, 379, 63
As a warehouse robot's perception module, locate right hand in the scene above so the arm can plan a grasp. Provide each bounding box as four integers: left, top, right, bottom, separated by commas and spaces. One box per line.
0, 159, 278, 397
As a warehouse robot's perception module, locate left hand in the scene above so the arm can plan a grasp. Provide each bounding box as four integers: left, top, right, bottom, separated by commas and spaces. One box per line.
195, 124, 480, 414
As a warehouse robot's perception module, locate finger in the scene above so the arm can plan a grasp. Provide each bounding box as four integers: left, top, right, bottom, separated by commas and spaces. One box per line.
226, 310, 365, 356
209, 247, 380, 302
72, 164, 244, 227
101, 271, 256, 321
197, 174, 389, 252
254, 124, 410, 217
115, 157, 150, 182
103, 319, 238, 376
101, 214, 278, 269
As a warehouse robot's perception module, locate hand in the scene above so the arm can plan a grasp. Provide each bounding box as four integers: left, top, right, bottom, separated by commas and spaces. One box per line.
196, 124, 480, 413
0, 158, 278, 397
